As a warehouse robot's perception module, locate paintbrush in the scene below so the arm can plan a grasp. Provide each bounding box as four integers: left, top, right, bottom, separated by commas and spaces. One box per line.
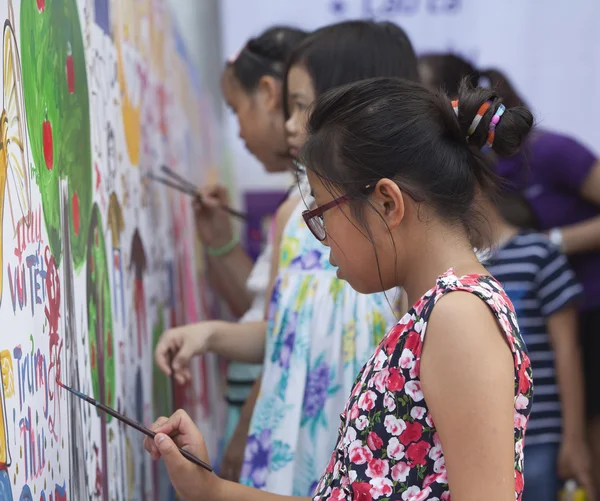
57, 380, 213, 472
148, 167, 249, 221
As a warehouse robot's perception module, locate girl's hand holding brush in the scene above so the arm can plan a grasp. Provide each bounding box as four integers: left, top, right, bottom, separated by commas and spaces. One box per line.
145, 410, 218, 501
193, 185, 237, 249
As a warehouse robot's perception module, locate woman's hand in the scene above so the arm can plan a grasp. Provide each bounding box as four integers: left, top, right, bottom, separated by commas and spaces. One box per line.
145, 410, 221, 501
155, 322, 221, 385
193, 185, 235, 248
558, 438, 595, 499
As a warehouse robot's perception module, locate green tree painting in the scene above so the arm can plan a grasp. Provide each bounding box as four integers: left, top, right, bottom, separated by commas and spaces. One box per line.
20, 0, 92, 270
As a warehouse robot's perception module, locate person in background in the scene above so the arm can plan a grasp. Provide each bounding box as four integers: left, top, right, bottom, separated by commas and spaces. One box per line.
478, 194, 593, 500
420, 53, 600, 497
144, 76, 535, 501
157, 26, 308, 482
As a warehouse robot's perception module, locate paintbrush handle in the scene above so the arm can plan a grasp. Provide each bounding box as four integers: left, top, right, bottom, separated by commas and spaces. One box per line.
92, 400, 213, 471
61, 382, 213, 472
160, 165, 198, 192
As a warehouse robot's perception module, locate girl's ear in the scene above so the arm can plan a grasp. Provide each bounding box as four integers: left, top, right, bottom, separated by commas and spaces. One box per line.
372, 178, 405, 230
258, 75, 282, 111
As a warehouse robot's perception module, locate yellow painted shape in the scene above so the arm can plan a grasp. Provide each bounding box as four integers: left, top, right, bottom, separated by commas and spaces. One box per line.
0, 350, 14, 398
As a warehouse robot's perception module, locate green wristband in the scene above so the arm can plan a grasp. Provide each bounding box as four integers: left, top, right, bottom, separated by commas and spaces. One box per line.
206, 236, 239, 257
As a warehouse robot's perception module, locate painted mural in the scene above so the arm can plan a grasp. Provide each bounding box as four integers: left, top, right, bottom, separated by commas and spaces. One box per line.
0, 0, 223, 499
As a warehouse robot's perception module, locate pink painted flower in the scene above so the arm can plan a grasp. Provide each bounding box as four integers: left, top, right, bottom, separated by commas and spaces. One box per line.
384, 415, 406, 436
366, 458, 389, 479
391, 461, 410, 482
358, 391, 377, 412
369, 477, 393, 499
386, 437, 405, 460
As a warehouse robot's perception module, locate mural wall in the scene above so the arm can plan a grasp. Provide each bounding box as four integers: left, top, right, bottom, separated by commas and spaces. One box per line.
0, 0, 224, 499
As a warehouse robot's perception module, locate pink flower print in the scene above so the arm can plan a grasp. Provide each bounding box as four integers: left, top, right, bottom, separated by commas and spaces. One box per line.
329, 488, 346, 501
432, 432, 442, 448
515, 394, 529, 410
366, 458, 389, 479
348, 440, 374, 465
386, 437, 405, 460
369, 478, 393, 499
433, 456, 446, 474
404, 380, 424, 402
514, 410, 528, 430
371, 369, 389, 393
373, 349, 388, 370
428, 445, 443, 461
410, 406, 426, 420
391, 461, 410, 482
355, 415, 369, 431
402, 486, 432, 501
383, 392, 396, 412
358, 391, 377, 412
385, 368, 405, 392
425, 413, 434, 427
349, 403, 360, 420
366, 431, 383, 451
399, 348, 415, 370
400, 421, 423, 445
441, 491, 451, 501
406, 441, 431, 466
342, 426, 357, 448
384, 415, 406, 436
515, 439, 523, 456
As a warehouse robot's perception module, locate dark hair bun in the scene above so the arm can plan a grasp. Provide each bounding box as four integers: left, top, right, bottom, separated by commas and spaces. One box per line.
455, 78, 534, 157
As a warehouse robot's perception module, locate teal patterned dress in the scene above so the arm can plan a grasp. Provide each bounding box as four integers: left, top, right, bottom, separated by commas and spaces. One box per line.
240, 182, 400, 495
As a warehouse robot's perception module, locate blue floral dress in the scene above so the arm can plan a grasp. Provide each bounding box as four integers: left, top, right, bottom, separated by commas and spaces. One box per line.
240, 182, 401, 495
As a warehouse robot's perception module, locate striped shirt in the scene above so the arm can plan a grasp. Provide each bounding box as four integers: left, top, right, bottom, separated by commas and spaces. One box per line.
481, 231, 583, 446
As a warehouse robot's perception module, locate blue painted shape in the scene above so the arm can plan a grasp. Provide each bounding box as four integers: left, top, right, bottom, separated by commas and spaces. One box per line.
95, 0, 111, 35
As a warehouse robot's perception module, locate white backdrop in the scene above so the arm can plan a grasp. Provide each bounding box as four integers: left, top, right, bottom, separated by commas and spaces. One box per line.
220, 0, 600, 194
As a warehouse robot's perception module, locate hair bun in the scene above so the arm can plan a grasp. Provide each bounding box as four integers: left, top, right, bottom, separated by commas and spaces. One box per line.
455, 78, 534, 157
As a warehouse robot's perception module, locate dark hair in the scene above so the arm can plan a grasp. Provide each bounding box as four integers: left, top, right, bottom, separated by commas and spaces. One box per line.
300, 77, 534, 247
419, 53, 525, 108
283, 21, 418, 117
228, 26, 308, 92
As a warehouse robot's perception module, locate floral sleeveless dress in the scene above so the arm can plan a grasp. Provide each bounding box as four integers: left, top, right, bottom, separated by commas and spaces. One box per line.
240, 183, 401, 496
313, 270, 533, 501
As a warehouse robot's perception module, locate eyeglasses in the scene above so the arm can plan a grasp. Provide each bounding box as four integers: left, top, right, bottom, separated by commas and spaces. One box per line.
302, 182, 424, 242
302, 192, 352, 241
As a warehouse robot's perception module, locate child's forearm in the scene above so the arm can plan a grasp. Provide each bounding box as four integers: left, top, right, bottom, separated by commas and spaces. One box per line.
208, 321, 267, 364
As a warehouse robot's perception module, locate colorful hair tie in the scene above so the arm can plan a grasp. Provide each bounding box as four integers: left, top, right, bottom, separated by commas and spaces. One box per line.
467, 100, 493, 139
227, 46, 243, 64
451, 100, 459, 116
485, 104, 506, 148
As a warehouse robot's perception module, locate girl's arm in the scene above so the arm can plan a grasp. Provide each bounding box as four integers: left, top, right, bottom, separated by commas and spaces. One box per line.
421, 292, 516, 501
555, 160, 600, 255
208, 320, 267, 364
547, 306, 594, 494
206, 246, 255, 317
